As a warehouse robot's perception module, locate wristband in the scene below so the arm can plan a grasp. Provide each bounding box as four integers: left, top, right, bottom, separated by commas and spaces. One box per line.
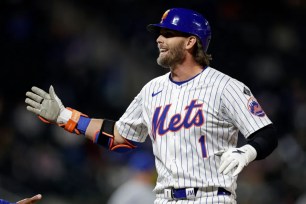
63, 107, 88, 134
76, 116, 91, 135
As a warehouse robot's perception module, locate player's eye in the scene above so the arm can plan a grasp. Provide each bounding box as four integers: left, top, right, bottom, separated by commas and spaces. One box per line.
160, 30, 189, 38
161, 31, 176, 38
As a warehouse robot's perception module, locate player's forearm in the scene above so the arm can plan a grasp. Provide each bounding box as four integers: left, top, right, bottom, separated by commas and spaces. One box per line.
54, 108, 137, 152
85, 119, 126, 145
83, 118, 102, 142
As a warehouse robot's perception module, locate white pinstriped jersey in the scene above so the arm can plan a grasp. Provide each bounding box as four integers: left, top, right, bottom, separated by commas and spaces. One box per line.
116, 67, 272, 196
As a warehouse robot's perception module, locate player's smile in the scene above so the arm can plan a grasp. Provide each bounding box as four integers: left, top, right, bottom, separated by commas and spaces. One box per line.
159, 51, 168, 57
158, 47, 169, 57
159, 48, 167, 53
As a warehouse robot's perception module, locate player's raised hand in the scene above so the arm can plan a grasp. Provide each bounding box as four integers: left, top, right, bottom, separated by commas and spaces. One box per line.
25, 85, 65, 123
16, 194, 42, 204
218, 144, 257, 176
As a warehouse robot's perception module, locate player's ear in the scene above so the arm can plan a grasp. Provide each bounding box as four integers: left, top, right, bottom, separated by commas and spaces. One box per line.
186, 36, 197, 50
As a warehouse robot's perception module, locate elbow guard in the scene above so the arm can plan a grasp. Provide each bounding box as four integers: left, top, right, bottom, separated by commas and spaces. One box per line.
94, 119, 137, 153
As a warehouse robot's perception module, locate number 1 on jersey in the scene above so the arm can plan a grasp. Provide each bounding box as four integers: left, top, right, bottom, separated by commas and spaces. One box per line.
199, 135, 208, 158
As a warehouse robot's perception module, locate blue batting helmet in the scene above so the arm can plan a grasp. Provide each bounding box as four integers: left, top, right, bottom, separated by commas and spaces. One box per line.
147, 8, 212, 52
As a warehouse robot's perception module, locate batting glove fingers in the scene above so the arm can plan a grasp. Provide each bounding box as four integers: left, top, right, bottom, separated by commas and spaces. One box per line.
218, 144, 257, 176
25, 85, 65, 123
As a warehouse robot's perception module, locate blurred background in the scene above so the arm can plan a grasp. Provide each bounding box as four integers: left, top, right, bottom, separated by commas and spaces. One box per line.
0, 0, 306, 203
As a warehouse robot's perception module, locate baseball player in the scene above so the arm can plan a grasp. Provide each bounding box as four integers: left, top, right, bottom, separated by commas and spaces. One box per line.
25, 8, 278, 204
0, 194, 42, 204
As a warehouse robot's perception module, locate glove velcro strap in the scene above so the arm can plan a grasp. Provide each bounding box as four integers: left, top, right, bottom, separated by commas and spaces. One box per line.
64, 107, 88, 134
241, 144, 257, 164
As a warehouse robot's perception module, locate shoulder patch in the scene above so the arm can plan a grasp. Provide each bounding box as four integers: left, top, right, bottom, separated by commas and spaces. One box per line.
247, 97, 265, 117
243, 87, 251, 96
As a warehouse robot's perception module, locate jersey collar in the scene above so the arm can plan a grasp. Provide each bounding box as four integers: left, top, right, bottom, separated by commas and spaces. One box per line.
169, 66, 207, 86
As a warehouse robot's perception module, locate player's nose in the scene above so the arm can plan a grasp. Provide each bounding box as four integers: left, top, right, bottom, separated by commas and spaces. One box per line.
156, 35, 165, 44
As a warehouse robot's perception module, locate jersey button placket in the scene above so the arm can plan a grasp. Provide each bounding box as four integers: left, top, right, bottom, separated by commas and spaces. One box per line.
168, 131, 177, 187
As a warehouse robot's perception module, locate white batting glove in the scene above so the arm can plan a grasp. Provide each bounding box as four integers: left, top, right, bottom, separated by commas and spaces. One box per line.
25, 85, 72, 124
218, 144, 257, 176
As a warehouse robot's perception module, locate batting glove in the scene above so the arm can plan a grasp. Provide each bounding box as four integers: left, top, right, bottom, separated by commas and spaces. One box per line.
218, 144, 257, 176
25, 85, 71, 124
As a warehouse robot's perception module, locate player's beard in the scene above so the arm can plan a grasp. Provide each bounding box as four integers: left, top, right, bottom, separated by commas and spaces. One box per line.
157, 40, 185, 69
